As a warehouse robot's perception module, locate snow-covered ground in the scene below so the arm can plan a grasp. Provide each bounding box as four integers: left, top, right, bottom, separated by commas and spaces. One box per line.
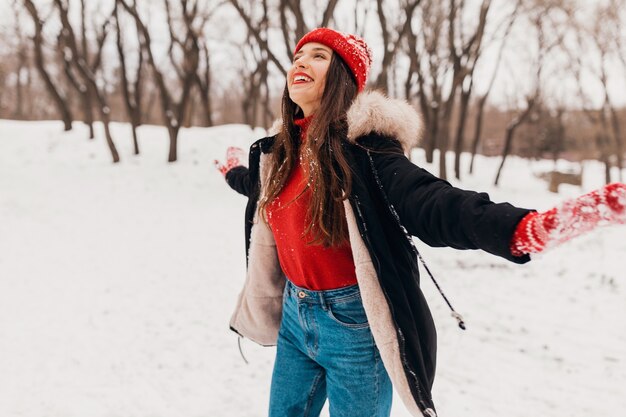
1, 119, 625, 417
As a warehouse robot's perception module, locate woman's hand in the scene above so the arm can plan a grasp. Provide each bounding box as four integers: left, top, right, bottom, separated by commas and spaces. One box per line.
214, 146, 246, 177
510, 182, 626, 256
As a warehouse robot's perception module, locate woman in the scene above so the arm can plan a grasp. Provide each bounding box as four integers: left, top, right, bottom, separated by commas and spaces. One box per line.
215, 28, 626, 417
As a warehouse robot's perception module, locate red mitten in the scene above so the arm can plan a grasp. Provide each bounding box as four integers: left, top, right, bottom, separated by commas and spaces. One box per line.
511, 182, 626, 256
214, 146, 246, 177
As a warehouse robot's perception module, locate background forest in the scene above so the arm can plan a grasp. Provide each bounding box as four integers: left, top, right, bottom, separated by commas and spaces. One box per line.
1, 0, 626, 184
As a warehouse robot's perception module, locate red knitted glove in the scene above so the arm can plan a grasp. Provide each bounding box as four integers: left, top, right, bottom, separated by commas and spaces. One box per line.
510, 182, 626, 256
214, 146, 246, 177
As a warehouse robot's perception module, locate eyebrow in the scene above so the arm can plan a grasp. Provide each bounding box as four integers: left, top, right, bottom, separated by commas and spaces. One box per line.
294, 47, 331, 57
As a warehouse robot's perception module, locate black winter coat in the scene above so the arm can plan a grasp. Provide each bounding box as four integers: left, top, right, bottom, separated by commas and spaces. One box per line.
225, 91, 532, 417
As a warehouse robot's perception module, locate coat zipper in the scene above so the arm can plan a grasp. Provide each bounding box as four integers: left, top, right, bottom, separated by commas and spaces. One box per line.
352, 194, 437, 417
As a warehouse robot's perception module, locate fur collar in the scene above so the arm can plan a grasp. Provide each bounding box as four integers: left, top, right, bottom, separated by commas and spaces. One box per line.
268, 90, 423, 152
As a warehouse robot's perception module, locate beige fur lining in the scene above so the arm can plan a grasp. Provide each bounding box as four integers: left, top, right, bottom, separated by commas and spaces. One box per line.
228, 152, 286, 346
268, 90, 423, 153
346, 90, 423, 152
343, 201, 428, 417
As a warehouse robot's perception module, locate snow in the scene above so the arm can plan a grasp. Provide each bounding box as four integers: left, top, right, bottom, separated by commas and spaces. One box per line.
1, 119, 625, 417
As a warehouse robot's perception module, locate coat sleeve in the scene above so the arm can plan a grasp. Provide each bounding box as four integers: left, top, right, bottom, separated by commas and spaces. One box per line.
225, 165, 251, 197
368, 142, 532, 263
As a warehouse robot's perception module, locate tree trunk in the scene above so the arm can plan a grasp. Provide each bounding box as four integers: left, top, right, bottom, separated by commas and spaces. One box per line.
494, 97, 538, 186
494, 124, 516, 186
194, 40, 213, 128
168, 125, 179, 162
14, 53, 24, 119
24, 0, 73, 131
551, 109, 565, 164
437, 82, 460, 181
60, 51, 94, 138
13, 4, 27, 120
131, 119, 140, 155
608, 107, 624, 182
495, 100, 535, 186
79, 0, 95, 138
469, 94, 488, 174
424, 103, 439, 164
453, 85, 472, 179
598, 134, 612, 184
101, 106, 120, 163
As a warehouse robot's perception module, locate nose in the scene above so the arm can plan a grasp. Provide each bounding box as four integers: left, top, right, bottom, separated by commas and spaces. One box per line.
293, 54, 308, 68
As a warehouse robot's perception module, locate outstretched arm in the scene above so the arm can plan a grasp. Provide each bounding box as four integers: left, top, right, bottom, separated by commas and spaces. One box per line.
367, 136, 626, 261
367, 142, 532, 262
510, 183, 626, 256
214, 146, 251, 197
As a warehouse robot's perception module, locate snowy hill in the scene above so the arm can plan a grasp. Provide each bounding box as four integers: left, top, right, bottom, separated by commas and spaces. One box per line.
1, 119, 625, 417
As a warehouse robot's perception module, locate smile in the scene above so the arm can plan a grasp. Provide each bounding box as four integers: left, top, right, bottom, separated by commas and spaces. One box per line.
292, 73, 314, 84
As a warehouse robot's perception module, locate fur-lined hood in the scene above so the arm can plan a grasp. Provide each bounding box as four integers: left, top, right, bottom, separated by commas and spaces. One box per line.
269, 90, 423, 153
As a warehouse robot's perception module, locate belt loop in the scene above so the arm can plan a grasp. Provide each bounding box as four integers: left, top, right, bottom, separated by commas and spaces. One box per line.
319, 291, 329, 311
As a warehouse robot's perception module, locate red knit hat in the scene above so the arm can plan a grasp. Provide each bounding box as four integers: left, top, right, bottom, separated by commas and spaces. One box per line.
294, 28, 372, 92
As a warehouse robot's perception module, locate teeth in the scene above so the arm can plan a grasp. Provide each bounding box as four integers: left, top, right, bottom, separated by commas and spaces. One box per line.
294, 75, 312, 82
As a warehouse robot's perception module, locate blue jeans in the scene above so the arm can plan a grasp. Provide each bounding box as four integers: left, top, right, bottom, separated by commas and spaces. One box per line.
269, 280, 392, 417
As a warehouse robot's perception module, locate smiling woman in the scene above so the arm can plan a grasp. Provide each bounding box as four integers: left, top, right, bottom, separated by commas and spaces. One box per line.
287, 43, 332, 117
213, 27, 626, 417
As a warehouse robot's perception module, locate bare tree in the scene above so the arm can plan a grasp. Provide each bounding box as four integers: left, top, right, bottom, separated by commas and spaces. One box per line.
55, 0, 110, 142
194, 37, 213, 127
494, 1, 566, 186
494, 95, 538, 186
239, 37, 274, 128
567, 43, 610, 183
0, 62, 6, 114
229, 0, 287, 77
468, 0, 520, 175
277, 0, 340, 62
53, 0, 120, 163
12, 1, 31, 120
238, 1, 272, 127
549, 107, 566, 164
448, 0, 492, 180
565, 1, 623, 184
114, 1, 143, 154
404, 0, 491, 180
610, 0, 626, 120
77, 0, 95, 138
375, 0, 421, 91
590, 2, 624, 181
228, 0, 340, 128
56, 31, 90, 133
279, 0, 308, 49
119, 0, 200, 162
353, 1, 373, 37
23, 0, 74, 131
405, 0, 446, 164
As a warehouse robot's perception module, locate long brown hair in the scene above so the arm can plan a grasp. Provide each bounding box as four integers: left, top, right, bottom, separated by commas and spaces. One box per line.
259, 53, 359, 247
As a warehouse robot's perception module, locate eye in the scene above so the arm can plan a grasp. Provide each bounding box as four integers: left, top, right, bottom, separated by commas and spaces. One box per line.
315, 54, 326, 59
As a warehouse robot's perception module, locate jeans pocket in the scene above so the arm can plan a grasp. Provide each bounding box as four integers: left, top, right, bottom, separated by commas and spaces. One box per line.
327, 294, 370, 329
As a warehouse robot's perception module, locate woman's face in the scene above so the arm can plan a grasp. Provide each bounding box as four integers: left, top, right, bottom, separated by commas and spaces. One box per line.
287, 42, 333, 117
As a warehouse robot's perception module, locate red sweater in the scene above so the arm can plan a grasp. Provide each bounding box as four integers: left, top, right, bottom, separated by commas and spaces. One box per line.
266, 117, 357, 290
